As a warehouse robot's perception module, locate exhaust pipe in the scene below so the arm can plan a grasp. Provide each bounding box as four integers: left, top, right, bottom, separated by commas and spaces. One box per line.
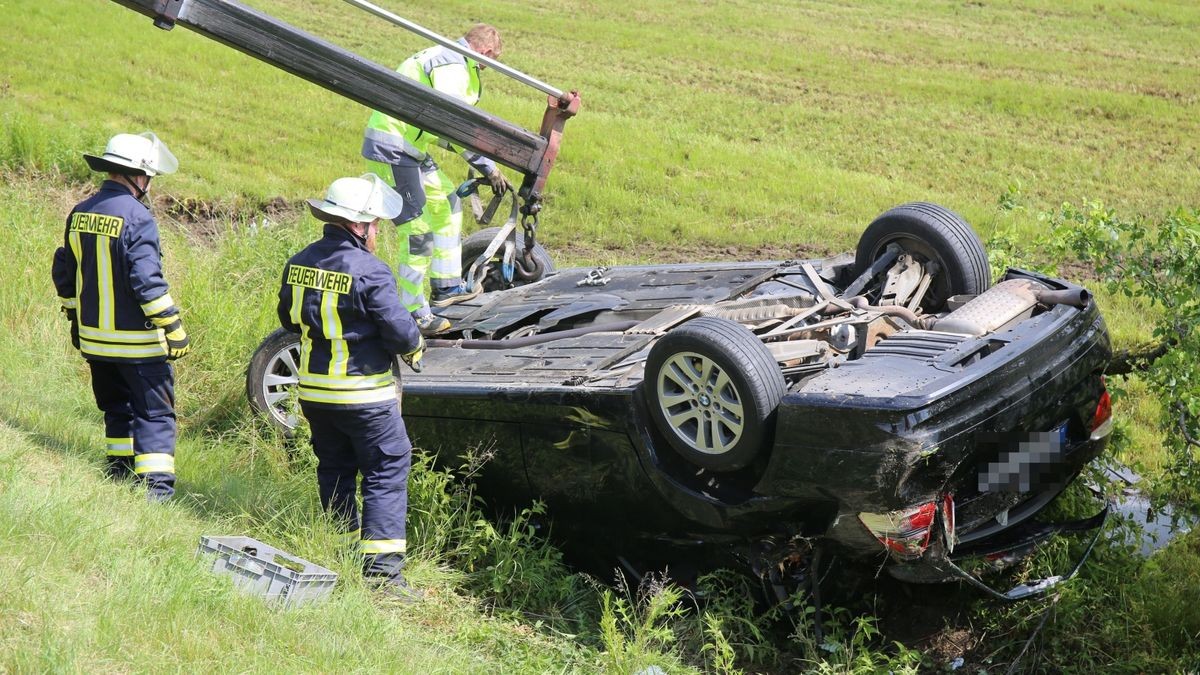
1032, 287, 1090, 308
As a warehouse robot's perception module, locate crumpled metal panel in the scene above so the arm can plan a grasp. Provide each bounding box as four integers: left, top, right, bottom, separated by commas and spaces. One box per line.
410, 333, 653, 383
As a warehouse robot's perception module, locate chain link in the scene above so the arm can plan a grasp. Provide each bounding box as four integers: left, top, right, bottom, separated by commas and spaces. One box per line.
521, 211, 539, 255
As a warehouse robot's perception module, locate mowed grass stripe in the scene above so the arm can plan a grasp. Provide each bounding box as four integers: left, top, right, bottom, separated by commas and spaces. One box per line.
1, 0, 1196, 253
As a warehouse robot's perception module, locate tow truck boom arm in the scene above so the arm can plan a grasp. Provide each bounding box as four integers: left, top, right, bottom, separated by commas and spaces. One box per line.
109, 0, 579, 208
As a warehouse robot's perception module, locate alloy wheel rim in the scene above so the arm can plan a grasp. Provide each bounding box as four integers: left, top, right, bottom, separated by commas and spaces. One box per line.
657, 351, 745, 455
260, 344, 301, 430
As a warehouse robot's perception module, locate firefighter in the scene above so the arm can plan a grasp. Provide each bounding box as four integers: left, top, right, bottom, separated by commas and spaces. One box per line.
51, 132, 189, 501
361, 23, 510, 335
278, 174, 425, 596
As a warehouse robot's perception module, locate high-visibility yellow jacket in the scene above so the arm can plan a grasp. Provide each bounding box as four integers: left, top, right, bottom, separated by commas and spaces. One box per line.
361, 39, 496, 174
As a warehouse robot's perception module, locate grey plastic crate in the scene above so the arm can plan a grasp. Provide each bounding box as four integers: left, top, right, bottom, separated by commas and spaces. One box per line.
197, 535, 337, 607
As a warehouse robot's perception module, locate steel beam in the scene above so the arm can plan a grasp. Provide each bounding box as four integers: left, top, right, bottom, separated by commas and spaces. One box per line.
109, 0, 549, 176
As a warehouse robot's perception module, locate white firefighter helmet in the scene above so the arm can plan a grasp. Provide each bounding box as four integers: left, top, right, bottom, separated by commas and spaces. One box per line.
306, 173, 403, 224
83, 131, 179, 177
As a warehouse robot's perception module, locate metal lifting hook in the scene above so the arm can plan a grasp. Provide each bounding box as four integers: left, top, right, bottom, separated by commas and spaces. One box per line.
514, 210, 543, 281
455, 177, 545, 283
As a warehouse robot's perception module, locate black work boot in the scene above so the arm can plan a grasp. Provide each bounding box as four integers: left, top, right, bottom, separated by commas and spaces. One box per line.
364, 552, 422, 602
370, 574, 424, 603
105, 456, 134, 481
143, 473, 176, 503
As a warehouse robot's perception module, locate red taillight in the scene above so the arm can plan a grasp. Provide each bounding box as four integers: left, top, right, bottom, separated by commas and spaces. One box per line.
906, 502, 936, 531
859, 498, 947, 559
1091, 389, 1112, 432
1090, 377, 1113, 441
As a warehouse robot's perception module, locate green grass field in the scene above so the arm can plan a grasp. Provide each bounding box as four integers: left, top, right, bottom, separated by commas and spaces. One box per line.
3, 0, 1198, 252
2, 0, 1199, 672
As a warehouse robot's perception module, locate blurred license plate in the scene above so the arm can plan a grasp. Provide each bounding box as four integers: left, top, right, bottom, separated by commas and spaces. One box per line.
977, 421, 1068, 493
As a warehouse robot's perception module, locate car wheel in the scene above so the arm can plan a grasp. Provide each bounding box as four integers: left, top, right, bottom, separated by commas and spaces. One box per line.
246, 328, 302, 435
854, 202, 990, 311
461, 227, 555, 292
644, 317, 787, 472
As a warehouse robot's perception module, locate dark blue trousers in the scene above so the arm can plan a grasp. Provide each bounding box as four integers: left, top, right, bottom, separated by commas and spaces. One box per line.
88, 360, 176, 500
300, 401, 412, 578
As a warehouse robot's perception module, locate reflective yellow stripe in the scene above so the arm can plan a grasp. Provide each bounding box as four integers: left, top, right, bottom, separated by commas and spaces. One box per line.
299, 386, 397, 406
140, 293, 175, 316
76, 313, 168, 361
360, 538, 406, 555
298, 356, 395, 405
321, 291, 347, 377
60, 296, 77, 310
289, 285, 303, 326
69, 231, 83, 319
80, 339, 168, 359
106, 437, 134, 457
79, 325, 164, 343
96, 236, 115, 330
300, 331, 312, 377
133, 453, 175, 475
342, 528, 362, 544
299, 372, 394, 389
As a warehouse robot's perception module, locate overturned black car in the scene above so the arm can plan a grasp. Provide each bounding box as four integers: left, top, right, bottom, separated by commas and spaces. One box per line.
249, 202, 1113, 600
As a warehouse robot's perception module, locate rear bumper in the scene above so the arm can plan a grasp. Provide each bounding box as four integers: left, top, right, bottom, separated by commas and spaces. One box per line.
889, 503, 1110, 600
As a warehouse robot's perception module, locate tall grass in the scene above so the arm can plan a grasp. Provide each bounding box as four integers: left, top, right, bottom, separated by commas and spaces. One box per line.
0, 178, 613, 673
0, 421, 597, 673
976, 482, 1200, 673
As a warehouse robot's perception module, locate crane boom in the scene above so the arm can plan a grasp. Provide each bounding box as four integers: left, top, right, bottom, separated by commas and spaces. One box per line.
108, 0, 580, 211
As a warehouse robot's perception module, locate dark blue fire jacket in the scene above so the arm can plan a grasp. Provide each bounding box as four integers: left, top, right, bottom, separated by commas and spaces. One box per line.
52, 180, 180, 362
278, 224, 422, 409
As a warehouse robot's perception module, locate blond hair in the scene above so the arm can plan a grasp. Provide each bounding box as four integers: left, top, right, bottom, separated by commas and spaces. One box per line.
464, 24, 502, 56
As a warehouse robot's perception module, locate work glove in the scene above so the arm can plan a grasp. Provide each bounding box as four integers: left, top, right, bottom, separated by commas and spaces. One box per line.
400, 335, 425, 373
162, 318, 191, 360
63, 308, 80, 350
486, 168, 509, 195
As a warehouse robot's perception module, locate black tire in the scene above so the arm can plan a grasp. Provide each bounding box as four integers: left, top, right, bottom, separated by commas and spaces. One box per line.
246, 328, 302, 435
644, 317, 787, 472
461, 227, 555, 292
854, 202, 990, 312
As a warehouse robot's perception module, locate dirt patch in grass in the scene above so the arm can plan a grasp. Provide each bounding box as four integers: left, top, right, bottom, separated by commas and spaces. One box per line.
158, 193, 296, 247
1052, 259, 1103, 284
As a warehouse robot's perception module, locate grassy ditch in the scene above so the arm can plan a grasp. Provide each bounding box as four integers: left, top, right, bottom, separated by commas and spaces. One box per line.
4, 179, 1197, 672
